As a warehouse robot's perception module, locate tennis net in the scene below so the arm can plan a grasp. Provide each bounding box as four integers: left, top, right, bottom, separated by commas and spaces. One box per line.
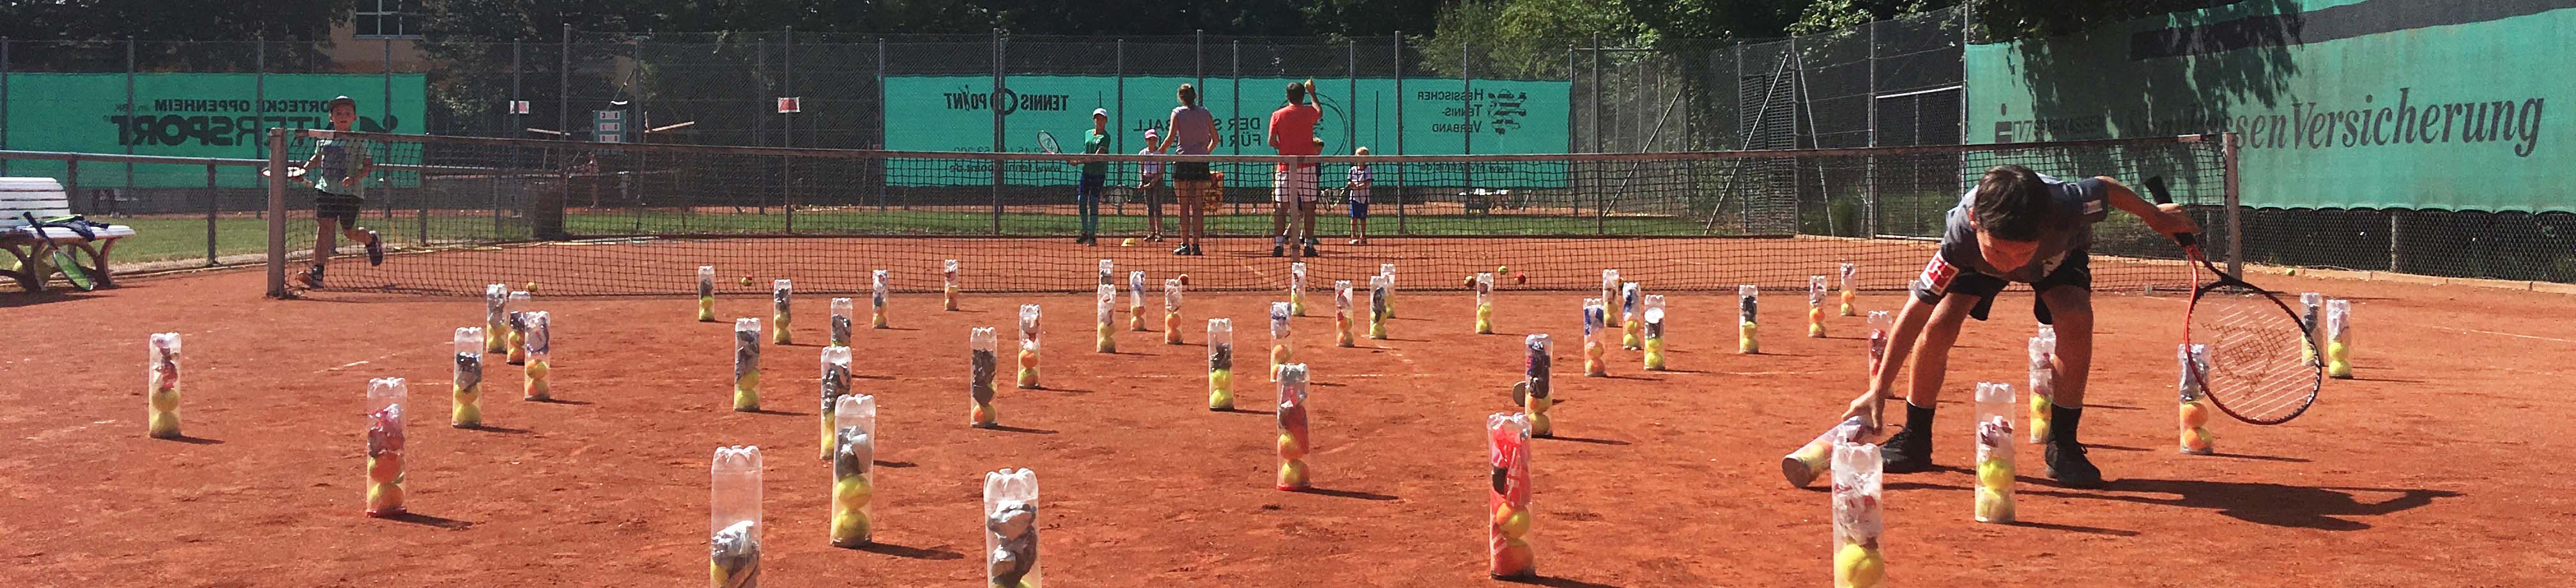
264, 129, 2237, 297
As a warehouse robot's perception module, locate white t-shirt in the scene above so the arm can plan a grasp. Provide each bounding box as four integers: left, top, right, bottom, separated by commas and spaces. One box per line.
1138, 150, 1162, 177
1346, 166, 1372, 203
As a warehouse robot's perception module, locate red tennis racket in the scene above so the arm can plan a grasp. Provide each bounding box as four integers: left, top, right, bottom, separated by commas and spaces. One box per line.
2145, 176, 2322, 424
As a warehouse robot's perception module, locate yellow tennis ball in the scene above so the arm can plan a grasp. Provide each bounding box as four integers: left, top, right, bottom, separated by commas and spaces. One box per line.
831, 510, 871, 543
1977, 460, 2012, 490
1836, 543, 1885, 588
834, 476, 874, 509
1278, 433, 1308, 461
739, 276, 752, 286
523, 281, 538, 293
1122, 237, 1137, 247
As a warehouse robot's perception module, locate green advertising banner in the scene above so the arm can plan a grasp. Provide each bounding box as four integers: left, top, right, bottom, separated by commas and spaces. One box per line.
1965, 0, 2570, 212
3, 73, 428, 188
882, 75, 1570, 186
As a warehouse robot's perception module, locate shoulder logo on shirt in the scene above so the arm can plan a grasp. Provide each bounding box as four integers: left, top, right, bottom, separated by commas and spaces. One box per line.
2084, 199, 2105, 215
1917, 256, 1959, 293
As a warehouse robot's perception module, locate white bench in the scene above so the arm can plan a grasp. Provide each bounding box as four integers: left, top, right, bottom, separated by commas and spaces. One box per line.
2, 178, 136, 292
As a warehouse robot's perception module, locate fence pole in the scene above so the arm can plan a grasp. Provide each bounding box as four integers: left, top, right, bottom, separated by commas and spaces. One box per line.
753, 38, 764, 147
877, 36, 888, 210
125, 38, 135, 205
559, 24, 571, 141
1230, 40, 1239, 159
265, 129, 288, 297
1347, 40, 1357, 153
1392, 33, 1404, 235
512, 39, 522, 138
991, 29, 1004, 235
1460, 39, 1471, 158
785, 27, 797, 232
2224, 132, 2244, 277
253, 41, 264, 166
205, 164, 218, 267
1864, 22, 1880, 237
1116, 39, 1125, 157
1, 38, 9, 176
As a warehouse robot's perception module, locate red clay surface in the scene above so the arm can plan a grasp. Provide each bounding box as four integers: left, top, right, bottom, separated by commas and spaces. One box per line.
5, 267, 2571, 587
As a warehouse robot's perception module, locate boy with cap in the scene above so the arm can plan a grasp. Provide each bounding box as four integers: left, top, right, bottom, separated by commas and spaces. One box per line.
1075, 108, 1112, 245
291, 95, 387, 288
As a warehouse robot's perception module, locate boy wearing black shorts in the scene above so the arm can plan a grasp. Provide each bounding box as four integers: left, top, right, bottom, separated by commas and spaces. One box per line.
294, 95, 387, 288
1840, 164, 2196, 488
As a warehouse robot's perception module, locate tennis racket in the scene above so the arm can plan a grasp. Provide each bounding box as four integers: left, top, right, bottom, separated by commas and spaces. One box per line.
2144, 176, 2320, 424
1035, 130, 1062, 154
52, 249, 95, 291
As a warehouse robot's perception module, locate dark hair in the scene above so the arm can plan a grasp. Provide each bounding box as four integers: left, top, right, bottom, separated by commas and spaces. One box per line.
1177, 84, 1198, 106
1970, 165, 2050, 242
1285, 82, 1307, 104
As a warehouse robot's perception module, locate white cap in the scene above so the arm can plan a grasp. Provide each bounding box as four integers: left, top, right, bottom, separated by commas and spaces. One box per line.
1092, 108, 1109, 118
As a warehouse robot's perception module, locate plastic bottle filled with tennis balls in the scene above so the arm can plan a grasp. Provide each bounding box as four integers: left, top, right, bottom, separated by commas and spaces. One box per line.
1017, 305, 1043, 389
1368, 275, 1392, 340
1289, 262, 1308, 316
871, 270, 891, 329
1839, 263, 1859, 316
971, 327, 999, 428
1781, 416, 1867, 488
2027, 327, 2057, 444
1582, 298, 1609, 378
984, 468, 1041, 588
1809, 275, 1829, 338
484, 284, 511, 353
512, 291, 538, 366
829, 395, 877, 548
522, 312, 552, 401
709, 445, 763, 588
769, 279, 793, 345
2178, 344, 2216, 454
944, 259, 962, 311
364, 377, 408, 517
1128, 271, 1149, 332
146, 332, 182, 439
1335, 281, 1357, 347
818, 345, 852, 460
1097, 258, 1114, 288
733, 318, 762, 412
1974, 382, 2016, 523
1164, 279, 1186, 344
2325, 298, 2353, 378
1488, 412, 1536, 578
830, 298, 855, 348
1621, 281, 1644, 350
1094, 285, 1118, 353
1641, 295, 1667, 371
1209, 319, 1236, 410
1276, 364, 1313, 490
1598, 270, 1620, 320
1832, 442, 1886, 588
449, 327, 486, 428
1738, 285, 1760, 354
1379, 263, 1399, 319
696, 266, 718, 321
1475, 272, 1496, 334
2299, 292, 2322, 362
1269, 302, 1294, 381
1866, 311, 1894, 375
1524, 334, 1555, 437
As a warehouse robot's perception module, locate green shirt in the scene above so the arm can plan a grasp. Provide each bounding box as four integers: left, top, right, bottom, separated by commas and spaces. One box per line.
1082, 130, 1110, 176
309, 138, 371, 196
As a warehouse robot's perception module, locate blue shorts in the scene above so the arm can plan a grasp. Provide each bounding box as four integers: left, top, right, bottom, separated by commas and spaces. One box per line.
1347, 201, 1368, 219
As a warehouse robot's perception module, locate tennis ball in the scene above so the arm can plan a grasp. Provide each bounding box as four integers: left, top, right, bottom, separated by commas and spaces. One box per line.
1122, 237, 1137, 247
366, 483, 405, 514
740, 276, 753, 286
831, 510, 872, 545
1277, 459, 1309, 488
1835, 543, 1884, 588
1976, 488, 2013, 522
1492, 538, 1535, 576
524, 281, 538, 293
834, 476, 875, 509
1644, 351, 1664, 370
1278, 433, 1307, 461
972, 402, 995, 425
150, 391, 180, 413
1977, 460, 2012, 490
1177, 273, 1191, 286
367, 454, 404, 483
2184, 428, 2215, 453
1016, 367, 1038, 387
2179, 401, 2210, 429
1513, 272, 1526, 284
1493, 503, 1531, 539
1208, 388, 1234, 410
1462, 274, 1476, 288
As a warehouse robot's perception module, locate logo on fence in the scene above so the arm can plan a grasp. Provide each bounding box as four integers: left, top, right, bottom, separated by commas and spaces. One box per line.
942, 86, 1071, 116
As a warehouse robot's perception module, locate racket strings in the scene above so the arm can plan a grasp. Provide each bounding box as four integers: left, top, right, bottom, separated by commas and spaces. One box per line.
2191, 291, 2319, 421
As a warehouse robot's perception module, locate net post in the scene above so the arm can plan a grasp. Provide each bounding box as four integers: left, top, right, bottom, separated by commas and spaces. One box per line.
2222, 132, 2243, 277
1392, 32, 1404, 235
537, 146, 567, 240
204, 163, 218, 267
266, 128, 289, 298
991, 29, 1005, 235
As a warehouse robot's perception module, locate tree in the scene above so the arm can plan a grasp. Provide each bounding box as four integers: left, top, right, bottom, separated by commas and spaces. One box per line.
0, 0, 353, 70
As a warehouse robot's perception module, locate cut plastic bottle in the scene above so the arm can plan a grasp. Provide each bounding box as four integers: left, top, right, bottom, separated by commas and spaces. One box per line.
984, 468, 1041, 588
709, 445, 763, 588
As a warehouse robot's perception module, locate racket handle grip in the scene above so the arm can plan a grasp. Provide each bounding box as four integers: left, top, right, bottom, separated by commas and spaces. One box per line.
2142, 176, 2198, 248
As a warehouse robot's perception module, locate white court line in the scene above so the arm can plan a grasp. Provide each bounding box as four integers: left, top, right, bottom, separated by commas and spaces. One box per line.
2432, 326, 2576, 344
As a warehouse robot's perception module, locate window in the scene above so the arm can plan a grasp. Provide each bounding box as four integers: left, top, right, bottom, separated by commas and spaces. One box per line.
353, 0, 420, 39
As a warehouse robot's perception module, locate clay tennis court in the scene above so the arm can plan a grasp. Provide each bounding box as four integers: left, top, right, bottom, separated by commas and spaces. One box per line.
6, 242, 2570, 587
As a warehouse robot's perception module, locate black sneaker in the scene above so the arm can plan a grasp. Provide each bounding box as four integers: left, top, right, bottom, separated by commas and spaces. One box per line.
1878, 425, 1935, 474
1271, 245, 1284, 257
2044, 442, 2105, 488
1191, 245, 1206, 256
1173, 245, 1191, 256
1302, 245, 1319, 257
365, 230, 385, 266
298, 265, 326, 289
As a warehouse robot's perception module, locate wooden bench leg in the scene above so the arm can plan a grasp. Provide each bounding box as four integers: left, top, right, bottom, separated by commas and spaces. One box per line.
73, 240, 116, 288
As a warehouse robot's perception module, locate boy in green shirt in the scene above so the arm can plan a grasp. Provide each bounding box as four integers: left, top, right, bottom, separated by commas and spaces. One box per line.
293, 95, 387, 288
1076, 109, 1111, 245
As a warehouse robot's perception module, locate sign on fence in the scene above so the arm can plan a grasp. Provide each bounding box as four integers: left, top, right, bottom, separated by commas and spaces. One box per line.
1, 73, 428, 188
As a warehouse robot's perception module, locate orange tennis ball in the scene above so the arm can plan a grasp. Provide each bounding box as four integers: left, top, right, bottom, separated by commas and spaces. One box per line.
1178, 273, 1191, 286
1514, 272, 1527, 284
